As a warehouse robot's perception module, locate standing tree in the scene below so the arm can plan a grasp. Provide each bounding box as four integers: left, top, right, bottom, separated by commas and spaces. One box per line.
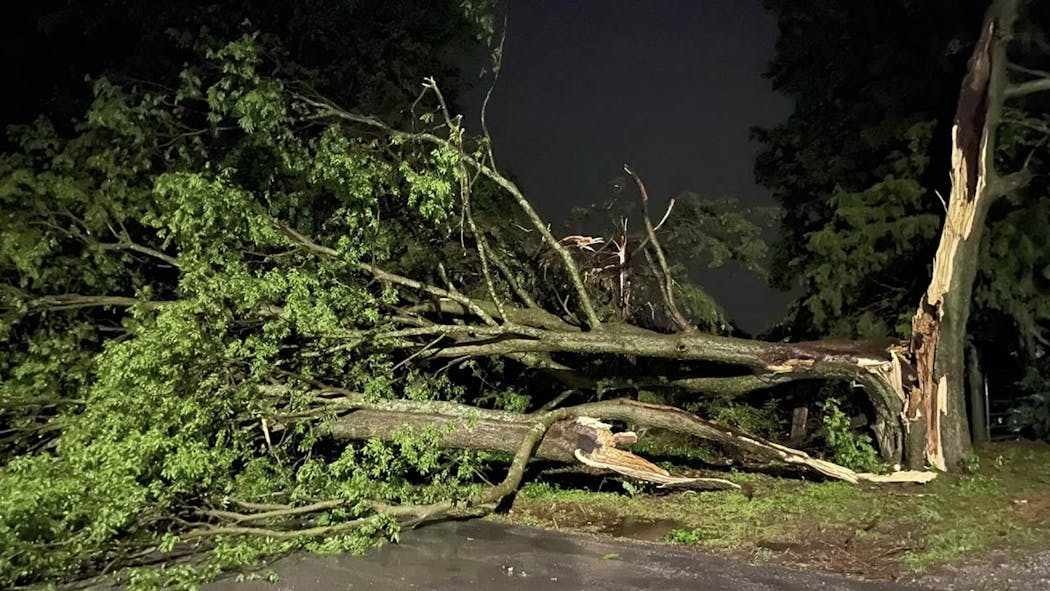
904, 0, 1018, 469
757, 0, 1049, 467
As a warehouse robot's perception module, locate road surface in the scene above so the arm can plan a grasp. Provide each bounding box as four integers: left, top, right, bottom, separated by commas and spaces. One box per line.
207, 520, 928, 590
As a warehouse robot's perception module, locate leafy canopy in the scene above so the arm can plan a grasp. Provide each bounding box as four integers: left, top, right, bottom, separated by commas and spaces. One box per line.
0, 35, 498, 587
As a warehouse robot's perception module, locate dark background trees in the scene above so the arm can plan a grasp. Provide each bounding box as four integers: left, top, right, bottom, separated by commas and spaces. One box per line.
0, 0, 482, 136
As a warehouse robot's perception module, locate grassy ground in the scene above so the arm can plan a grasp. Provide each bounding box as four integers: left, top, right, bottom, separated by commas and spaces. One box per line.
495, 442, 1050, 579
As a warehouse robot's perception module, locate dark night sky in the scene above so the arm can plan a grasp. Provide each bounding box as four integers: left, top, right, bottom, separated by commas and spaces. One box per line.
459, 0, 793, 334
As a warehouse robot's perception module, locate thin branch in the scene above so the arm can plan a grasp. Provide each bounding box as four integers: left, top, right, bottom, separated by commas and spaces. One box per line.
280, 225, 338, 257
20, 295, 170, 313
188, 515, 382, 540
1007, 61, 1050, 79
479, 9, 509, 169
98, 240, 181, 268
203, 499, 347, 524
537, 389, 576, 412
279, 224, 499, 326
402, 298, 576, 331
425, 78, 508, 324
628, 199, 676, 258
487, 248, 540, 308
624, 164, 692, 332
464, 191, 508, 322
233, 500, 291, 512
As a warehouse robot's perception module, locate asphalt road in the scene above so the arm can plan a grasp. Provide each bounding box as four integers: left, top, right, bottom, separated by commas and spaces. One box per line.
207, 520, 929, 591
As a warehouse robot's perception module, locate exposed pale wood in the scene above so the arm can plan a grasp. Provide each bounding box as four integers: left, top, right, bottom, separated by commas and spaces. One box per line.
856, 471, 938, 484
315, 391, 934, 486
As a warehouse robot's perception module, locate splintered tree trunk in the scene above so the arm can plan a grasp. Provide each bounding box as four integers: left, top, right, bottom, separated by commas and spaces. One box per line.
316, 395, 933, 485
906, 0, 1017, 470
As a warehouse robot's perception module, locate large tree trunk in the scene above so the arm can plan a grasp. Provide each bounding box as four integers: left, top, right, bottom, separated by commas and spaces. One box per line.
396, 319, 911, 465
906, 0, 1017, 470
310, 393, 932, 484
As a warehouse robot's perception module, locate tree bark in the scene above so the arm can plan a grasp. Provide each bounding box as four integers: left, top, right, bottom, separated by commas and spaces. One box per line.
967, 343, 988, 444
309, 393, 933, 484
326, 409, 585, 463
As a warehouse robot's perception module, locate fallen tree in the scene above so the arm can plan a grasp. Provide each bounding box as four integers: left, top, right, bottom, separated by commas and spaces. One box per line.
295, 0, 1038, 473
0, 0, 1043, 586
315, 393, 935, 485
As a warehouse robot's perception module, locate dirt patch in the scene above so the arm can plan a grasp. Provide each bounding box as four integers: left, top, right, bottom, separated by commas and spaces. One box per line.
1011, 493, 1050, 527
503, 499, 623, 534
747, 522, 922, 580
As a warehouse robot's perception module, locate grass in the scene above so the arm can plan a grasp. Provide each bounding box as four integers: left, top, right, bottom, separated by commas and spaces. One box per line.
499, 442, 1050, 578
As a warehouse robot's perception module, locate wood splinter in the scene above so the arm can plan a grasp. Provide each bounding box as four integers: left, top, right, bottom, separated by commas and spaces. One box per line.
569, 417, 741, 490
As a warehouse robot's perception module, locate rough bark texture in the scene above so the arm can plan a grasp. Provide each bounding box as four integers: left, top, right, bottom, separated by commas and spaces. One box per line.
907, 0, 1017, 470
315, 394, 932, 485
416, 324, 910, 464
326, 409, 585, 463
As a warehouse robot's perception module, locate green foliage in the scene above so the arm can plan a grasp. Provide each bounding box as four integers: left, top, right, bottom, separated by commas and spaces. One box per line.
798, 123, 941, 337
621, 480, 643, 498
0, 31, 507, 587
1008, 369, 1050, 441
661, 193, 771, 276
674, 283, 729, 330
821, 399, 880, 472
665, 527, 705, 545
756, 0, 984, 308
976, 189, 1050, 356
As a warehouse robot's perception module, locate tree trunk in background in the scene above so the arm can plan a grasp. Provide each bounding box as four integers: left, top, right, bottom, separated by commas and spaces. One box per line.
968, 343, 988, 444
906, 0, 1017, 470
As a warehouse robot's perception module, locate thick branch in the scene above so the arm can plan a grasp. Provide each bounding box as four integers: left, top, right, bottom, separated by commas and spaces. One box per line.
1005, 76, 1050, 99
668, 373, 818, 397
317, 392, 930, 485
403, 299, 577, 332
326, 409, 585, 463
423, 327, 895, 376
